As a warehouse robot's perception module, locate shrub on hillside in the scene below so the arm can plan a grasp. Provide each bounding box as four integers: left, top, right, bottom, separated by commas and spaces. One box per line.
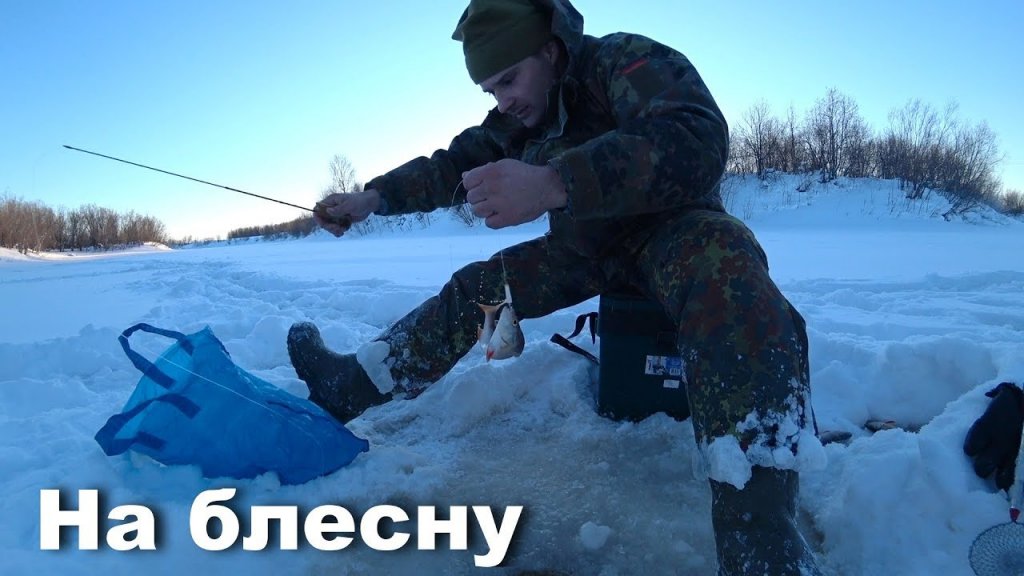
1003, 189, 1024, 216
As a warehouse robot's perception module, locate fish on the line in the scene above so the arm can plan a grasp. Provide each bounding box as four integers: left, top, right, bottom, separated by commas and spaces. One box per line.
476, 283, 525, 361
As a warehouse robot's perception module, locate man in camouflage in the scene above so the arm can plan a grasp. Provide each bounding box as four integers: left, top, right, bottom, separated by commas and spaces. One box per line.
288, 0, 823, 573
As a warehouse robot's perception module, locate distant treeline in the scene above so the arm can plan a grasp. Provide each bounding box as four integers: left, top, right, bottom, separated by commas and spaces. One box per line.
0, 195, 167, 253
227, 216, 317, 240
223, 210, 465, 241
728, 88, 1020, 218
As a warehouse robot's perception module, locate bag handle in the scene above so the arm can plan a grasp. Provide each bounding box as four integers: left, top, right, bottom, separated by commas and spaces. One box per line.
94, 393, 200, 455
566, 312, 599, 343
97, 323, 203, 457
550, 312, 600, 365
118, 323, 191, 389
550, 333, 600, 365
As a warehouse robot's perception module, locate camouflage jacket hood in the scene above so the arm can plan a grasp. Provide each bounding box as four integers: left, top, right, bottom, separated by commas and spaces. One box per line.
367, 0, 729, 258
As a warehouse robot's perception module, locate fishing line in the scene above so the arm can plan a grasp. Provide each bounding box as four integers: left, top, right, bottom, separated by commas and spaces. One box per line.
499, 248, 509, 289
447, 177, 515, 359
448, 179, 467, 322
450, 179, 465, 209
450, 178, 511, 297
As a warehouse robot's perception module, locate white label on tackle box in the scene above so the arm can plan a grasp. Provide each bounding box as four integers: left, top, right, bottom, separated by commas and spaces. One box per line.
645, 355, 684, 381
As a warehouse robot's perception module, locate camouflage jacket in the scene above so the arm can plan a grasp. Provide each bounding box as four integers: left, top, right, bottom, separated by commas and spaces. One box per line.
366, 0, 729, 258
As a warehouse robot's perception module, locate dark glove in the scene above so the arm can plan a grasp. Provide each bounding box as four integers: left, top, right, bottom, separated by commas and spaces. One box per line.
964, 382, 1024, 490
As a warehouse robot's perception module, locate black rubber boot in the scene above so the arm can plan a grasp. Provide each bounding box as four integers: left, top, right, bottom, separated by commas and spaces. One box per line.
287, 322, 392, 423
710, 466, 822, 576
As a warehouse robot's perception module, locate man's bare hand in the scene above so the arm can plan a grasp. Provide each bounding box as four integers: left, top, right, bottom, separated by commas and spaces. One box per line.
463, 160, 567, 229
314, 189, 381, 237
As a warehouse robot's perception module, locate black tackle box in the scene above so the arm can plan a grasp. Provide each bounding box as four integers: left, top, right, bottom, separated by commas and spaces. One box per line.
597, 291, 690, 422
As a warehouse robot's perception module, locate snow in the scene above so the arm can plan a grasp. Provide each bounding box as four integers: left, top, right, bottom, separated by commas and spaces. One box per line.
705, 435, 753, 488
2, 175, 1023, 575
578, 521, 613, 550
357, 340, 399, 394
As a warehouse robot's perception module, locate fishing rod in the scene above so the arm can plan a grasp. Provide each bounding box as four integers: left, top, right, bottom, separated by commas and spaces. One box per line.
62, 145, 350, 228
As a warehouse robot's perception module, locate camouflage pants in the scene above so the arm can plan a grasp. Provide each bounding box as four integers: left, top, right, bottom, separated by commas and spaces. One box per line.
375, 209, 814, 453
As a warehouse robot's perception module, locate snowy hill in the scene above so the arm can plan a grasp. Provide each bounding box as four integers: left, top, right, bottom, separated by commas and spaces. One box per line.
722, 173, 1016, 228
0, 242, 172, 263
1, 177, 1023, 575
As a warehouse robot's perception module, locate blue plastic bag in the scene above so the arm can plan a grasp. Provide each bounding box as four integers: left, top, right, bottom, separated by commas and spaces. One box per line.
95, 323, 369, 485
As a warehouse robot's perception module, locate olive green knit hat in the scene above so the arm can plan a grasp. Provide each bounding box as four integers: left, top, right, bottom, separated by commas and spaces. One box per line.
452, 0, 552, 84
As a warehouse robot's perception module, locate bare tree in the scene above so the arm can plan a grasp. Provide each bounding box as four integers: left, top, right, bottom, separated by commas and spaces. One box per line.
881, 99, 1002, 216
844, 121, 875, 178
781, 105, 805, 173
78, 204, 101, 248
322, 154, 363, 199
1002, 189, 1024, 216
319, 153, 381, 234
937, 120, 1003, 218
735, 100, 783, 178
802, 88, 868, 182
120, 210, 141, 245
136, 214, 167, 244
884, 99, 948, 198
75, 204, 121, 249
0, 196, 48, 252
0, 194, 17, 248
50, 207, 69, 252
875, 132, 904, 181
98, 206, 119, 248
66, 208, 84, 250
31, 204, 60, 252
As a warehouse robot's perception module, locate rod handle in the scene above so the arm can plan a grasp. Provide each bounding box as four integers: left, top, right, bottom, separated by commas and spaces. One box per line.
313, 204, 353, 232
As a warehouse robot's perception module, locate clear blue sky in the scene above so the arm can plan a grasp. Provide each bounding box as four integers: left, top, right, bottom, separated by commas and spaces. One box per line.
3, 0, 1022, 240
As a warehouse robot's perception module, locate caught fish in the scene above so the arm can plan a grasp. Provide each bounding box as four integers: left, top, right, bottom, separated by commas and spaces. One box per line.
476, 284, 525, 361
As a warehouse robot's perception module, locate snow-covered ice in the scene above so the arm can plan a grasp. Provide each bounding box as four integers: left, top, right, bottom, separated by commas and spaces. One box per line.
2, 176, 1023, 575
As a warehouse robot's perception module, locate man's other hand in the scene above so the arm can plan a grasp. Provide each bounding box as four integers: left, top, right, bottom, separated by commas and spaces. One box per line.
965, 381, 1024, 491
463, 159, 567, 229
